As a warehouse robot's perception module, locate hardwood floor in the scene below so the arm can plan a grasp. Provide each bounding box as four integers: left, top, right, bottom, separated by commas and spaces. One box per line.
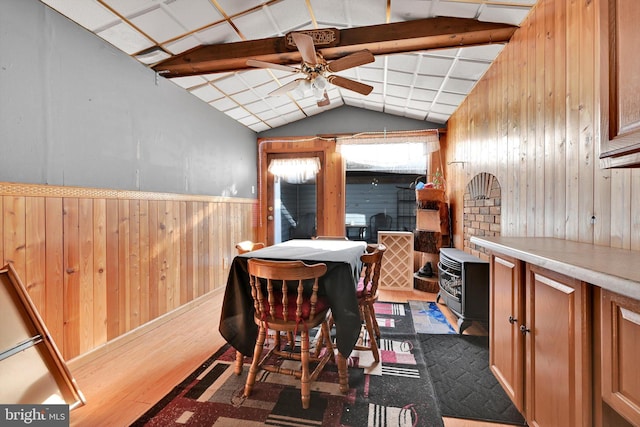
67, 288, 513, 427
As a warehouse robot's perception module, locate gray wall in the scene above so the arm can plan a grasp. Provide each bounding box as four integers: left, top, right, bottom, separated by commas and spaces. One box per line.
0, 0, 257, 198
258, 105, 442, 137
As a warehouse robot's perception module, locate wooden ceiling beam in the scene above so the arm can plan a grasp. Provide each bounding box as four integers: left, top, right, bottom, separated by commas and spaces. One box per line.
152, 17, 517, 78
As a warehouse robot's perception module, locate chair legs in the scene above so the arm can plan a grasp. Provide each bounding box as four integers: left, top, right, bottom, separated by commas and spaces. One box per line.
243, 320, 342, 410
354, 302, 380, 363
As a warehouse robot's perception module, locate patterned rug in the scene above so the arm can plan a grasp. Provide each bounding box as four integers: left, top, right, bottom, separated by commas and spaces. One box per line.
131, 302, 443, 427
408, 301, 456, 334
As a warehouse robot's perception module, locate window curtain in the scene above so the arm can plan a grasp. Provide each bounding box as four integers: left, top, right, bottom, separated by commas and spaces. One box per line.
336, 130, 439, 173
268, 157, 321, 184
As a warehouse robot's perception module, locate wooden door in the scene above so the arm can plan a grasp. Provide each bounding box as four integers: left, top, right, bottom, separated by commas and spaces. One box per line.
601, 290, 640, 426
489, 253, 525, 412
525, 265, 592, 427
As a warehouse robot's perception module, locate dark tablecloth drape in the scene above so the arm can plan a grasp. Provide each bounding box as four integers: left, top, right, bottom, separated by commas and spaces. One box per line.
219, 239, 366, 357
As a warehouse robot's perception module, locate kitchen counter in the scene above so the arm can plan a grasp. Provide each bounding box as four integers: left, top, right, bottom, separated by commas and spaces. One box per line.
470, 236, 640, 300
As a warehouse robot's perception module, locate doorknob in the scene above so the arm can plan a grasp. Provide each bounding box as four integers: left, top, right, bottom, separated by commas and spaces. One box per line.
267, 215, 273, 221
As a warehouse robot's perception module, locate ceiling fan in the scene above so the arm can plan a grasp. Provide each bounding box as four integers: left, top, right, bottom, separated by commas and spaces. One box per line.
246, 32, 375, 107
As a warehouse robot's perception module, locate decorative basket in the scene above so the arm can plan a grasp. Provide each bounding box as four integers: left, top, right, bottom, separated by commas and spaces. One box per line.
415, 188, 446, 203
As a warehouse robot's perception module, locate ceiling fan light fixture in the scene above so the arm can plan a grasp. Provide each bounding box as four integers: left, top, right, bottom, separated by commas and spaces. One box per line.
293, 79, 312, 97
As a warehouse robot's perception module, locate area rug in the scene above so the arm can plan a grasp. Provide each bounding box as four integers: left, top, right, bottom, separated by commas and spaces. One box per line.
132, 302, 444, 427
419, 334, 527, 426
408, 301, 456, 334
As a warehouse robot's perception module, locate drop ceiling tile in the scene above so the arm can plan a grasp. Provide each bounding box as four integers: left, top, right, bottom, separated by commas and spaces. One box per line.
212, 75, 252, 95
231, 89, 261, 104
431, 103, 458, 115
427, 111, 449, 123
311, 0, 386, 27
210, 97, 238, 111
232, 8, 281, 39
390, 0, 435, 22
411, 87, 438, 102
163, 34, 201, 54
256, 109, 280, 120
225, 107, 251, 120
243, 100, 272, 114
97, 21, 154, 54
385, 95, 408, 108
384, 104, 406, 115
130, 7, 185, 43
437, 92, 466, 105
355, 67, 385, 82
434, 1, 482, 19
264, 116, 289, 128
386, 70, 414, 87
479, 5, 532, 26
238, 115, 262, 126
215, 0, 267, 18
458, 44, 505, 61
449, 59, 490, 80
406, 98, 432, 111
426, 47, 461, 58
190, 85, 224, 102
102, 0, 156, 17
282, 110, 307, 122
417, 56, 455, 76
193, 21, 242, 45
387, 54, 419, 74
266, 0, 312, 34
386, 84, 412, 99
414, 75, 446, 91
363, 100, 384, 112
237, 70, 279, 87
165, 0, 224, 31
41, 0, 119, 32
169, 75, 209, 89
442, 77, 476, 94
406, 109, 428, 121
249, 122, 271, 132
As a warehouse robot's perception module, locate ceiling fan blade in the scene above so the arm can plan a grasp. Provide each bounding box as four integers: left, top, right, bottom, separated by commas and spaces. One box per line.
269, 79, 305, 96
316, 91, 330, 107
327, 75, 374, 96
291, 32, 318, 65
326, 50, 375, 73
246, 59, 300, 73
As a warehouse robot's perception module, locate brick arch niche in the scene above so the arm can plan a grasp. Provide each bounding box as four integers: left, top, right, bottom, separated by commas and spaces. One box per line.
463, 172, 501, 259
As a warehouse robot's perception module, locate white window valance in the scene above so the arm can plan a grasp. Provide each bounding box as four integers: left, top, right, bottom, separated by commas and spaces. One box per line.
336, 130, 439, 173
268, 157, 321, 184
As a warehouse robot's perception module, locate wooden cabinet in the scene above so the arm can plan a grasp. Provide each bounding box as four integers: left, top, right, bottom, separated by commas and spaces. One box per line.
524, 265, 592, 427
489, 255, 592, 426
600, 290, 640, 425
489, 253, 525, 412
599, 0, 640, 167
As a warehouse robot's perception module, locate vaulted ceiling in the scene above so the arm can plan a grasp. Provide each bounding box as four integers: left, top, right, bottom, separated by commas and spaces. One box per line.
40, 0, 537, 132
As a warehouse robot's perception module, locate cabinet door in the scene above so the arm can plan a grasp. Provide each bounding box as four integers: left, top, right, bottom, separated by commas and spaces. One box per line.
489, 253, 525, 412
525, 265, 591, 427
601, 290, 640, 426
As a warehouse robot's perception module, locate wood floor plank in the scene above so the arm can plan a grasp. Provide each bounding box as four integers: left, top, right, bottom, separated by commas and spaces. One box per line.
68, 288, 498, 426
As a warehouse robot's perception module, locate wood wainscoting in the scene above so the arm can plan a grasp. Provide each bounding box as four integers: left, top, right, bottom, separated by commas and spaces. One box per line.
0, 182, 257, 360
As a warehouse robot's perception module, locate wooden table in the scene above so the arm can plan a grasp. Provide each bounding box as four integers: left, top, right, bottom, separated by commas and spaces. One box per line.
219, 239, 367, 358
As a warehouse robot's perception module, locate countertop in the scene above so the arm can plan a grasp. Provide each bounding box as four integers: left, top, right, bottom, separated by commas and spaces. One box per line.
470, 236, 640, 300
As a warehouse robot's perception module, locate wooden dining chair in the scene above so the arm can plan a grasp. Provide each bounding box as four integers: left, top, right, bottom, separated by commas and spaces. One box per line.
243, 258, 342, 409
233, 240, 266, 375
353, 243, 386, 362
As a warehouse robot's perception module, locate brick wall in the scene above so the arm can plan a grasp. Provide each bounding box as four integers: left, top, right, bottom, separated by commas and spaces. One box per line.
463, 173, 501, 260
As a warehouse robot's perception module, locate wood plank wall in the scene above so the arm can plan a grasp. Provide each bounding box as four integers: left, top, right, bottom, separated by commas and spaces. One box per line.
0, 182, 256, 360
444, 0, 640, 251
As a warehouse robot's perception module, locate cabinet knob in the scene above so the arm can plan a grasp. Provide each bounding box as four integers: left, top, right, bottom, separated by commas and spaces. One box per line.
508, 315, 517, 324
520, 325, 531, 334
